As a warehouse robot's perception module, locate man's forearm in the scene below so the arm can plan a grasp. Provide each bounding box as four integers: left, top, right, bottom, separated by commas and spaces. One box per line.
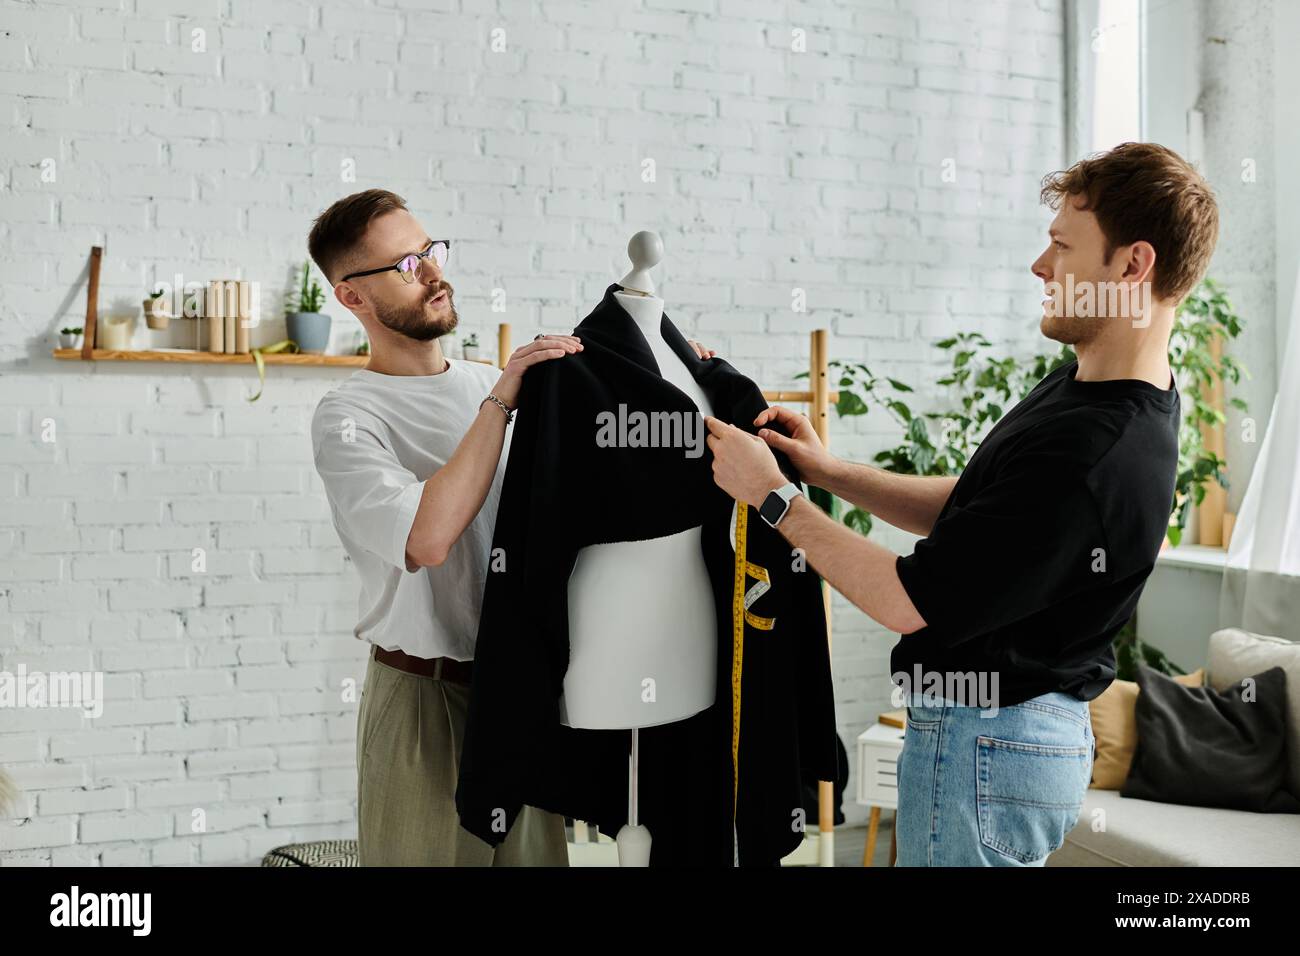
774, 495, 925, 634
405, 401, 509, 568
815, 458, 956, 538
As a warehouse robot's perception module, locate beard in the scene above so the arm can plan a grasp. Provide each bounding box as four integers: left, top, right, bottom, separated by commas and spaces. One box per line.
1039, 311, 1100, 347
373, 283, 459, 342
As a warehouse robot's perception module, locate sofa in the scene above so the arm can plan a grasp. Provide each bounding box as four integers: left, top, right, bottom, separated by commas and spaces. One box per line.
1048, 627, 1300, 866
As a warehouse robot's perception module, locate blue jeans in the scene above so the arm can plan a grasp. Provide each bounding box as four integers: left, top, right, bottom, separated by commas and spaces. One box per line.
895, 691, 1094, 867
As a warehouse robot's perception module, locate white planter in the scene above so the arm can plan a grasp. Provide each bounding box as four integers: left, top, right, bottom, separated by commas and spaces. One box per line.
58, 332, 83, 349
462, 345, 480, 361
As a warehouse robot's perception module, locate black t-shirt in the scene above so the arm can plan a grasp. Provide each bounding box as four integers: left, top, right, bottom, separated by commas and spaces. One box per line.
892, 359, 1180, 708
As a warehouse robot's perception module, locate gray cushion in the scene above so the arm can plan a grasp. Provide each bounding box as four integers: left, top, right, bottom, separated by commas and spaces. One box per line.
1122, 663, 1298, 812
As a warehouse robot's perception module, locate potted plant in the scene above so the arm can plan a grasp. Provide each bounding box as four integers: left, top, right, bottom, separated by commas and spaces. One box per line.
285, 262, 330, 354
1166, 278, 1248, 545
58, 326, 83, 349
462, 333, 480, 361
143, 286, 170, 330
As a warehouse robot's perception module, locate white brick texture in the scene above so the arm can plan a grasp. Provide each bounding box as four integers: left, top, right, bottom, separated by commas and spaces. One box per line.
0, 0, 1064, 860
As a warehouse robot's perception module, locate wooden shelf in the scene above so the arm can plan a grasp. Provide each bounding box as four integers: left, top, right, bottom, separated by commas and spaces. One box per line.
53, 348, 831, 393
51, 348, 498, 367
54, 348, 366, 366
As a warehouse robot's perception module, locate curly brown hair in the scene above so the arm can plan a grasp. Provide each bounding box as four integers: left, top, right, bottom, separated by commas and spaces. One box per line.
1040, 142, 1219, 303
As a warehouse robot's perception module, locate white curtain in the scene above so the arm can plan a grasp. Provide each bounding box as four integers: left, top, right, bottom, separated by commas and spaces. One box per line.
1221, 260, 1300, 640
1065, 0, 1143, 161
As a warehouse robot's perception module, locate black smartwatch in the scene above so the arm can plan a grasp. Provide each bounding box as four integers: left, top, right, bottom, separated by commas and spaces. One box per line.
759, 482, 803, 528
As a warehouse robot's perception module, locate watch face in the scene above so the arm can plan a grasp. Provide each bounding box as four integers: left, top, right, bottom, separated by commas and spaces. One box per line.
759, 491, 786, 526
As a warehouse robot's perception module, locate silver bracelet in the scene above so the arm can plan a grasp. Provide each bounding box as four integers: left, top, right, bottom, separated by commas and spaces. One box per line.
482, 393, 514, 424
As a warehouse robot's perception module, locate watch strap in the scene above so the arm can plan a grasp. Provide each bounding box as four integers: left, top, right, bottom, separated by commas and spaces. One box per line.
760, 481, 802, 528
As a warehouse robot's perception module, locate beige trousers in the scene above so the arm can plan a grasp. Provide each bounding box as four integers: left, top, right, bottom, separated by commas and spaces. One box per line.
356, 652, 569, 866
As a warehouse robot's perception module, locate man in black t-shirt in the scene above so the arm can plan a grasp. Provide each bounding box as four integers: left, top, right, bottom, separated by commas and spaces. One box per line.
705, 142, 1220, 866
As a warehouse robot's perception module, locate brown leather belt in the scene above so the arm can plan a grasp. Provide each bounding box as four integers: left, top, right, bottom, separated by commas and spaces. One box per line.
372, 644, 474, 686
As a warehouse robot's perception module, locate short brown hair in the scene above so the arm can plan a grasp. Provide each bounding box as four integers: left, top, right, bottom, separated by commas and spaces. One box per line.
308, 188, 409, 284
1040, 142, 1219, 303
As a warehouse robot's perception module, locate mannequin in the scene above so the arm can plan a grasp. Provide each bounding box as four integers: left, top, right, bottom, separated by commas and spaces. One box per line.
559, 232, 718, 864
453, 242, 841, 864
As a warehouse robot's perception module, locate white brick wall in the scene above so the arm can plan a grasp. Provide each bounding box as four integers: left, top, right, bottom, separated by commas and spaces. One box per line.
0, 0, 1064, 862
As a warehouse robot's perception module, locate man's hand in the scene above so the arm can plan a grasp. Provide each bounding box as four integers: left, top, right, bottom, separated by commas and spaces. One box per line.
752, 405, 837, 487
688, 339, 716, 360
704, 416, 787, 508
492, 334, 583, 408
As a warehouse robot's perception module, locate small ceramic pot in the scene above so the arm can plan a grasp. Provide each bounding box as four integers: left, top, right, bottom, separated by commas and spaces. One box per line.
58, 332, 82, 349
286, 311, 331, 354
462, 345, 480, 361
143, 297, 170, 330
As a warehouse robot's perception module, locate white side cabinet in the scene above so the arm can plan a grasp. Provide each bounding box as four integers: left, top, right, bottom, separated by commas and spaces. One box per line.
856, 722, 905, 809
855, 722, 905, 866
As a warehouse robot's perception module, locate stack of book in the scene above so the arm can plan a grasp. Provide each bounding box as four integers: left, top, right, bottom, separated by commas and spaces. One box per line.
204, 279, 254, 354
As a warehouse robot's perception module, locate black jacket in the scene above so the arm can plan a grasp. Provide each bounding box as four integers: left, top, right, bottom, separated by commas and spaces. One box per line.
455, 283, 838, 865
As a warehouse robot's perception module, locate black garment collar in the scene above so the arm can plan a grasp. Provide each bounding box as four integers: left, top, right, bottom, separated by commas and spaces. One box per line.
574, 282, 705, 381
570, 282, 773, 452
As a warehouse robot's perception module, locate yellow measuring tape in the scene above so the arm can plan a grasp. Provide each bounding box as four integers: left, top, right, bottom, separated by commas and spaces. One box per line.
246, 339, 300, 403
730, 501, 775, 820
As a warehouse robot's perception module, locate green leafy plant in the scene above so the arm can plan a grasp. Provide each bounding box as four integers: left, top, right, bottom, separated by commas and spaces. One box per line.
60, 326, 83, 335
1112, 618, 1188, 679
148, 286, 165, 300
1166, 278, 1248, 545
288, 262, 326, 314
462, 333, 479, 349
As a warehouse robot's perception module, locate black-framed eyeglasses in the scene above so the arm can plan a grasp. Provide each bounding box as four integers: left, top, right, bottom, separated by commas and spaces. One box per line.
340, 239, 451, 284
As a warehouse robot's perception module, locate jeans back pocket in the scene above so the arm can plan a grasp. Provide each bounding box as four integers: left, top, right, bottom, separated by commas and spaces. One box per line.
976, 736, 1091, 864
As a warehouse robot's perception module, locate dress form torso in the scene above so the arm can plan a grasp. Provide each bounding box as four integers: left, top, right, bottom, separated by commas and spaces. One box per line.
559, 291, 719, 730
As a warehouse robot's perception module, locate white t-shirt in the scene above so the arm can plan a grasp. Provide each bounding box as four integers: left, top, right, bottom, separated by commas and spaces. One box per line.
310, 359, 508, 660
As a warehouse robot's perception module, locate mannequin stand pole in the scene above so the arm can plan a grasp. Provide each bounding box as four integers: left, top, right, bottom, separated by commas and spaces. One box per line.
629, 727, 639, 827
616, 727, 652, 866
